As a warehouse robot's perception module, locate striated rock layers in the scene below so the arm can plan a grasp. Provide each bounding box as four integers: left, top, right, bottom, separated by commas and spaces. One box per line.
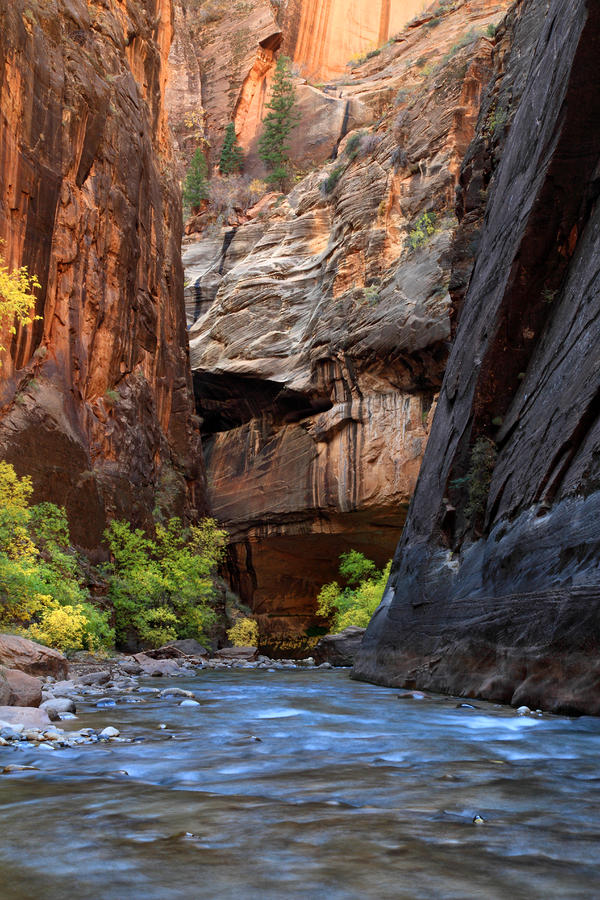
354, 0, 600, 715
283, 0, 428, 80
0, 0, 204, 550
168, 0, 451, 174
187, 0, 509, 645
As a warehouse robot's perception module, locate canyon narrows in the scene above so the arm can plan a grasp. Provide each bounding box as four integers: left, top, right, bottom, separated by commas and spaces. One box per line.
179, 0, 511, 645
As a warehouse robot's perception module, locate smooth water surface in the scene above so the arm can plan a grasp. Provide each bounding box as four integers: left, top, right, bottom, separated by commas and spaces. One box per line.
1, 669, 599, 899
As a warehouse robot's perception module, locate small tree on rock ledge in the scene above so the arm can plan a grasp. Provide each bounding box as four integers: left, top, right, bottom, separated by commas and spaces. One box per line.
183, 148, 209, 214
219, 123, 244, 176
258, 55, 300, 190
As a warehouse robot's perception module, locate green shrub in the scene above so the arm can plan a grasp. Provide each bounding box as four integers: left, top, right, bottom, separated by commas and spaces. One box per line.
408, 212, 438, 249
227, 617, 259, 646
320, 166, 344, 195
105, 516, 227, 648
0, 463, 114, 652
463, 437, 497, 527
317, 551, 391, 632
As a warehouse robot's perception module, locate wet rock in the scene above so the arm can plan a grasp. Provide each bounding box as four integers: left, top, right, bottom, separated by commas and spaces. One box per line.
2, 765, 39, 774
0, 636, 68, 680
398, 691, 429, 701
99, 727, 120, 739
49, 681, 77, 698
41, 698, 76, 718
314, 628, 365, 668
119, 661, 143, 676
0, 707, 52, 729
179, 700, 200, 707
159, 688, 195, 699
516, 706, 532, 716
353, 0, 600, 718
134, 654, 182, 677
214, 647, 258, 662
77, 671, 110, 686
96, 698, 116, 709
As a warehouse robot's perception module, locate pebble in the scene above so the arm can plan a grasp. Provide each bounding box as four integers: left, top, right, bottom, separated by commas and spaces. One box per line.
159, 724, 167, 730
179, 700, 200, 707
472, 815, 485, 825
96, 698, 116, 708
516, 706, 532, 716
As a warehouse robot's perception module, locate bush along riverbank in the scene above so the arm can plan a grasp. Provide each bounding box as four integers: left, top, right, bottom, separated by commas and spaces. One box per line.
0, 462, 233, 654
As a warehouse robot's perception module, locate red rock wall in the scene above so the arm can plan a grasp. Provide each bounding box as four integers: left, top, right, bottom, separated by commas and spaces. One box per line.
0, 0, 205, 551
282, 0, 426, 79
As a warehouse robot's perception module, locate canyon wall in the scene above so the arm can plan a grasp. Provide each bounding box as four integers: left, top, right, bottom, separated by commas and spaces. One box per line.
354, 0, 600, 715
186, 0, 510, 646
168, 0, 442, 174
0, 0, 204, 550
282, 0, 428, 80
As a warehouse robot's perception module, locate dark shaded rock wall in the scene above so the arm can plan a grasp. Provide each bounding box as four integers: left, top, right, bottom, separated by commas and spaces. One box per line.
354, 0, 600, 715
0, 0, 205, 550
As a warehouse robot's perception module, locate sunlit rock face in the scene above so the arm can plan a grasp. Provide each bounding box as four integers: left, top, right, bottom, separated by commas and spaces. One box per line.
282, 0, 427, 80
167, 0, 492, 173
186, 0, 510, 643
355, 0, 600, 716
0, 0, 204, 550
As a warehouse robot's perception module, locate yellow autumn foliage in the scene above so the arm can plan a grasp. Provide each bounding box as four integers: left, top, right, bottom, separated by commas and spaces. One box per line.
227, 617, 259, 647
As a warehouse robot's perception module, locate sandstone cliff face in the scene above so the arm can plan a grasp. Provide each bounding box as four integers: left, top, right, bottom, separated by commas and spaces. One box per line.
167, 0, 472, 175
354, 0, 600, 715
0, 0, 204, 549
186, 0, 509, 644
282, 0, 428, 80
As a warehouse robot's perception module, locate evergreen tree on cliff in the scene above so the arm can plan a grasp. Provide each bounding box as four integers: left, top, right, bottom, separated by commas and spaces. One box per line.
258, 56, 300, 190
219, 123, 244, 176
182, 148, 209, 213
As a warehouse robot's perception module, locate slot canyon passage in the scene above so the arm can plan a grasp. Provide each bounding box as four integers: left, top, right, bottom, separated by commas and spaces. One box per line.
0, 0, 599, 897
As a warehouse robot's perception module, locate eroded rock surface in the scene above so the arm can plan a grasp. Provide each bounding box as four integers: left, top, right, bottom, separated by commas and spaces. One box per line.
167, 0, 467, 173
354, 0, 600, 716
0, 0, 204, 547
0, 636, 68, 680
187, 0, 509, 642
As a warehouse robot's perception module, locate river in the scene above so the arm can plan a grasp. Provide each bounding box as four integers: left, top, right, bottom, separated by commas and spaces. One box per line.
0, 669, 599, 899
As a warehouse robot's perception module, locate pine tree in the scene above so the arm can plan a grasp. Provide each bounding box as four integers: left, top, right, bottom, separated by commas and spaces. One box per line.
219, 123, 244, 175
182, 148, 209, 213
258, 55, 300, 189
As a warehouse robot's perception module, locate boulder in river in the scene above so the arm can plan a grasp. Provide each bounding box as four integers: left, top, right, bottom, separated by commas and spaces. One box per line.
0, 668, 42, 707
133, 653, 182, 676
164, 639, 209, 658
214, 647, 258, 662
0, 707, 52, 729
0, 636, 68, 679
314, 627, 366, 667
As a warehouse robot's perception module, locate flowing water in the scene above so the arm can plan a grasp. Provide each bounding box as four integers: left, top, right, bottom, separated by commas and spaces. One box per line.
0, 669, 599, 899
